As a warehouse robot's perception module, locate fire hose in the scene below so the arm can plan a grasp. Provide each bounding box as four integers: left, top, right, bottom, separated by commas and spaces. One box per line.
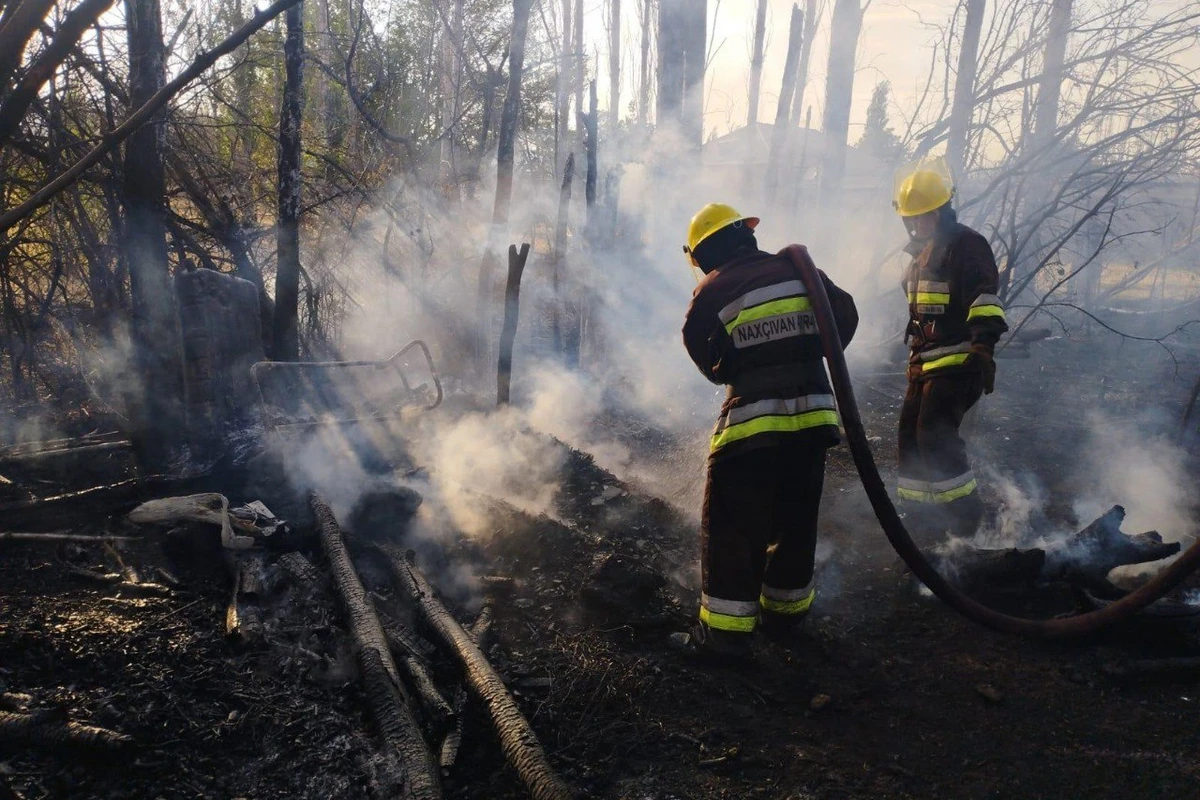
783, 244, 1200, 638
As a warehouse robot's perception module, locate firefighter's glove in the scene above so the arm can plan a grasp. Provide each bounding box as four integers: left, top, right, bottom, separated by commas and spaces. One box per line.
971, 344, 996, 394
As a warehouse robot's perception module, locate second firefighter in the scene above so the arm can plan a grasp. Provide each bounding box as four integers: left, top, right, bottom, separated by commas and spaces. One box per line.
892, 158, 1008, 544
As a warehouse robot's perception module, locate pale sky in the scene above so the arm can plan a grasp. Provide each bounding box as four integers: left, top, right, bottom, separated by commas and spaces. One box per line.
584, 0, 1200, 140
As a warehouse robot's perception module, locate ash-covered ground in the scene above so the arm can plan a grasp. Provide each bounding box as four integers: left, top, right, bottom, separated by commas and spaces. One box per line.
2, 337, 1200, 800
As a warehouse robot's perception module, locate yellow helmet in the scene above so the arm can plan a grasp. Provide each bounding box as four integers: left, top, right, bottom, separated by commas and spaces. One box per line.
893, 157, 954, 217
684, 203, 759, 260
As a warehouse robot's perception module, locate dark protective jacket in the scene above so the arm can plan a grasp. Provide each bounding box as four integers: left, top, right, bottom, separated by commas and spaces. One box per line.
683, 246, 858, 461
903, 221, 1009, 376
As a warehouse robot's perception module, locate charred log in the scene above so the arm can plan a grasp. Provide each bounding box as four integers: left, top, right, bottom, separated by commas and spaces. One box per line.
0, 532, 136, 544
439, 604, 495, 775
391, 552, 573, 800
0, 709, 132, 750
309, 493, 442, 799
938, 506, 1180, 595
1044, 505, 1180, 590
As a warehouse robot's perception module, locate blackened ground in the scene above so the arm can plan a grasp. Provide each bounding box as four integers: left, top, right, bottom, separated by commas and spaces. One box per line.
2, 336, 1200, 799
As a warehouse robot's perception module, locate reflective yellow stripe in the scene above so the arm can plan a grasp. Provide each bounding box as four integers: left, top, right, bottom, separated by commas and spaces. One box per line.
699, 606, 757, 632
759, 589, 814, 615
897, 478, 978, 504
922, 352, 971, 372
724, 296, 812, 334
710, 409, 840, 451
967, 304, 1006, 321
908, 292, 951, 305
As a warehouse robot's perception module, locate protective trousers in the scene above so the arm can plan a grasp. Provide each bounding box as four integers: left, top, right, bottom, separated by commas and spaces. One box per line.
897, 371, 984, 545
699, 445, 826, 650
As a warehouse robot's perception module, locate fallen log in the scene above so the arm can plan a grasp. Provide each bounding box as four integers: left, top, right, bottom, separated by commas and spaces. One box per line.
439, 604, 496, 775
0, 476, 205, 532
392, 552, 574, 800
275, 551, 324, 588
225, 554, 267, 646
0, 709, 132, 749
309, 493, 442, 800
1044, 505, 1180, 589
941, 506, 1181, 594
372, 595, 438, 661
372, 603, 453, 731
0, 532, 137, 544
66, 567, 173, 597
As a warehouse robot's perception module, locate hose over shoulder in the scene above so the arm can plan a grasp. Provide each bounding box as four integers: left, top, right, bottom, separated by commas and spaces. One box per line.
781, 244, 1200, 639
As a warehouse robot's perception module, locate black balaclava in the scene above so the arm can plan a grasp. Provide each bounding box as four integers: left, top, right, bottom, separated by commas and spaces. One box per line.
903, 202, 957, 242
693, 223, 759, 274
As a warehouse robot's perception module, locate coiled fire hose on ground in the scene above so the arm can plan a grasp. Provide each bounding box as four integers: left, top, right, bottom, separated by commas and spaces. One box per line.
783, 244, 1200, 638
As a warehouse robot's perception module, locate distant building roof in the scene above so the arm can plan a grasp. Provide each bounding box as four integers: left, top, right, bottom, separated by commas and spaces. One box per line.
702, 123, 891, 192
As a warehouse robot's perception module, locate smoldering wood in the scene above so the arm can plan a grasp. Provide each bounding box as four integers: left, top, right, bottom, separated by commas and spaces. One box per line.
1043, 505, 1180, 589
939, 506, 1181, 594
497, 242, 531, 406
225, 553, 268, 645
309, 493, 443, 799
0, 709, 133, 750
372, 594, 439, 662
276, 551, 324, 588
371, 598, 455, 732
391, 552, 573, 800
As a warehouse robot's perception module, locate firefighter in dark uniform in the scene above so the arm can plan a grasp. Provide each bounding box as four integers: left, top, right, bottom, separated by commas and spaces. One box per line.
892, 159, 1008, 545
676, 204, 858, 658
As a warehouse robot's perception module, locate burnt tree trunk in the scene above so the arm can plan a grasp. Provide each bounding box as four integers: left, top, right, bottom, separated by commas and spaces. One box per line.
122, 0, 181, 471
607, 0, 620, 134
497, 243, 530, 405
556, 0, 572, 173
493, 0, 533, 226
551, 154, 575, 359
788, 0, 817, 127
478, 0, 532, 367
747, 0, 767, 126
1033, 0, 1072, 147
273, 1, 305, 361
656, 0, 705, 146
637, 0, 651, 125
817, 0, 863, 212
946, 0, 985, 178
765, 4, 803, 202
573, 0, 583, 154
